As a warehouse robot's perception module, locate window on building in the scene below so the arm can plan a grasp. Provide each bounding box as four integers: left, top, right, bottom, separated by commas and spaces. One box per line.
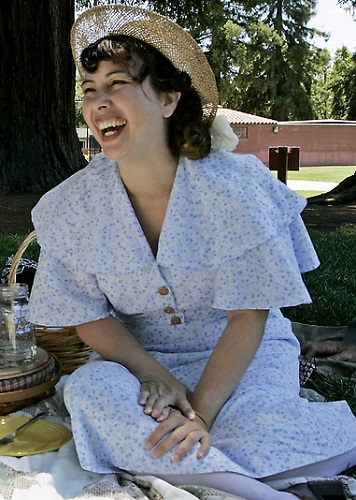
233, 126, 247, 139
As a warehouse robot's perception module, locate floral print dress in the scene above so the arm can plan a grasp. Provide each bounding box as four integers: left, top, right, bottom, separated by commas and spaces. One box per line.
29, 150, 356, 478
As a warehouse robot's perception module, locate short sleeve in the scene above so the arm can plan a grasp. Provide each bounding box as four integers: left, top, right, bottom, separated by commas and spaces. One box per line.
213, 216, 319, 310
28, 250, 111, 326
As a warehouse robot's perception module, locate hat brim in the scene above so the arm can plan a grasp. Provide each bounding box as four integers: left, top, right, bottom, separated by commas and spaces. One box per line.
71, 5, 218, 124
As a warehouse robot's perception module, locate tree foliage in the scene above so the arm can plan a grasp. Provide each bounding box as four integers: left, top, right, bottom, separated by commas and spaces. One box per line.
329, 47, 354, 119
218, 0, 322, 120
310, 49, 333, 119
338, 0, 356, 12
309, 45, 356, 121
76, 0, 324, 121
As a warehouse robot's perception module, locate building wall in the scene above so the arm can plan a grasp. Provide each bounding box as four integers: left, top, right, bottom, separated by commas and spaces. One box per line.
233, 123, 356, 166
233, 124, 277, 164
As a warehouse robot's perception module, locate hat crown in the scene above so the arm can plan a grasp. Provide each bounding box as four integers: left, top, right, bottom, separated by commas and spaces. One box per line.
71, 5, 218, 124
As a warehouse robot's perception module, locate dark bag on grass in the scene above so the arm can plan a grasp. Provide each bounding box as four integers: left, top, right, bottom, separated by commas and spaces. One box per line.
1, 257, 37, 293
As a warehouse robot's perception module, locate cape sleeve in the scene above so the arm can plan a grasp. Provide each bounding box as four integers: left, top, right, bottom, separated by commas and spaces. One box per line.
28, 249, 111, 326
28, 155, 119, 326
157, 152, 320, 310
213, 215, 318, 310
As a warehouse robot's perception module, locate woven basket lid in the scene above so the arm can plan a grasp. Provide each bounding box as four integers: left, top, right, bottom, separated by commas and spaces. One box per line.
71, 4, 219, 125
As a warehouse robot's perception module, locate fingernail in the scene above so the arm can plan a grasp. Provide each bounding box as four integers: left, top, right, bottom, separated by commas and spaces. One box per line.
197, 451, 205, 459
171, 454, 179, 462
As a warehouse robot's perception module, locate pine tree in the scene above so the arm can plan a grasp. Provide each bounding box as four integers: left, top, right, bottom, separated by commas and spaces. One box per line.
329, 47, 354, 119
228, 0, 319, 120
310, 49, 333, 119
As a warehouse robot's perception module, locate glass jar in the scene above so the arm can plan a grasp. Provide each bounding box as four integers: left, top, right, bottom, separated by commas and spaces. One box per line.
0, 284, 36, 367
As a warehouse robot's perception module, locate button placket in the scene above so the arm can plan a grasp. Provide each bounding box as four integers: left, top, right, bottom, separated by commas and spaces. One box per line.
157, 284, 184, 324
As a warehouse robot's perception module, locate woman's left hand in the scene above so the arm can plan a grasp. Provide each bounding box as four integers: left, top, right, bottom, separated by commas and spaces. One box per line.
144, 409, 211, 462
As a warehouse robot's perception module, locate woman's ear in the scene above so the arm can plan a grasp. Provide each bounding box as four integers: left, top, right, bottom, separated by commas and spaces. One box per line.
162, 91, 181, 118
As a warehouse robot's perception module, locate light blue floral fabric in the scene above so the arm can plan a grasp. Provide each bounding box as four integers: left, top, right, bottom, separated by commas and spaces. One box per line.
29, 150, 356, 478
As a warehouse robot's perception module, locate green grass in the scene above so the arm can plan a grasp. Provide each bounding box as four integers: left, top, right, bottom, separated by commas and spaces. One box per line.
304, 370, 356, 479
274, 165, 356, 197
1, 227, 355, 326
283, 228, 356, 326
0, 233, 39, 277
295, 190, 322, 198
287, 165, 356, 183
305, 371, 356, 415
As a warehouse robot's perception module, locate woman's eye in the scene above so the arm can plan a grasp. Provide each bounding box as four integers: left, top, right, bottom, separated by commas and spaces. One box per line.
111, 80, 129, 87
83, 87, 95, 94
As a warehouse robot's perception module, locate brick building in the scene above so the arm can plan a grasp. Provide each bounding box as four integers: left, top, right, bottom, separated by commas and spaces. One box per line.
218, 107, 356, 166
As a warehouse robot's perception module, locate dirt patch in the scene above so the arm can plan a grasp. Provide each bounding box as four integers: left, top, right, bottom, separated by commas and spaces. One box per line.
0, 192, 355, 234
0, 193, 43, 234
301, 203, 356, 232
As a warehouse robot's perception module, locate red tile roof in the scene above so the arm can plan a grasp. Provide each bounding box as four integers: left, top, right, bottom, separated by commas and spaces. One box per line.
217, 107, 278, 125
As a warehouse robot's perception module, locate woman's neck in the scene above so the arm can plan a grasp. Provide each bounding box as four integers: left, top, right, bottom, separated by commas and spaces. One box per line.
117, 151, 179, 257
118, 149, 179, 200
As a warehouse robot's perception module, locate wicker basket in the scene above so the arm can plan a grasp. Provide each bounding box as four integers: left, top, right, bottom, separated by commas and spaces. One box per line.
8, 231, 92, 374
0, 354, 62, 415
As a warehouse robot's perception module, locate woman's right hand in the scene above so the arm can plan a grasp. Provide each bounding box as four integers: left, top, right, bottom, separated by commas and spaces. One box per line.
139, 374, 196, 422
75, 316, 195, 421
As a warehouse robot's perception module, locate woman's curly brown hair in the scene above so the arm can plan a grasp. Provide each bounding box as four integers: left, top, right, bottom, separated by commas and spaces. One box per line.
81, 35, 211, 159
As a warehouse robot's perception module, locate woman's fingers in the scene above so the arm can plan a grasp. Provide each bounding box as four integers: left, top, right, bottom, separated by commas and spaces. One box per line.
156, 406, 171, 422
140, 393, 172, 418
139, 380, 194, 420
172, 433, 211, 462
144, 411, 211, 461
144, 411, 180, 449
177, 398, 196, 420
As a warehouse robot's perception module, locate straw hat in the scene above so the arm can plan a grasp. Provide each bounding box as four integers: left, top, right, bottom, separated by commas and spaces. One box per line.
71, 4, 219, 125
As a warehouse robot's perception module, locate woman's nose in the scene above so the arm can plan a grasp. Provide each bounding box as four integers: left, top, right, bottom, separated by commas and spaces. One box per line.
95, 88, 111, 109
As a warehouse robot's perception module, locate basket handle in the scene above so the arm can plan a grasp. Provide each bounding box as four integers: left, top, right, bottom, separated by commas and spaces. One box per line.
8, 230, 37, 285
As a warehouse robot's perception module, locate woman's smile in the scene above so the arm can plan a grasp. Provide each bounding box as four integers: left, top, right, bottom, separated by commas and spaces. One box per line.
95, 117, 127, 141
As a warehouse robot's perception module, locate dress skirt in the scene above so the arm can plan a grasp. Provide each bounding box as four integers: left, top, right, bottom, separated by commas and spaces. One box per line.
64, 309, 356, 478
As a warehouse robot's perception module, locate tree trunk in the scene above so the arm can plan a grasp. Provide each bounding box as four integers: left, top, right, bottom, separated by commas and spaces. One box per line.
308, 172, 356, 205
0, 0, 87, 193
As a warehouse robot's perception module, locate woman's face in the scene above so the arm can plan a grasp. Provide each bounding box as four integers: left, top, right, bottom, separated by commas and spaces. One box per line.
81, 59, 180, 165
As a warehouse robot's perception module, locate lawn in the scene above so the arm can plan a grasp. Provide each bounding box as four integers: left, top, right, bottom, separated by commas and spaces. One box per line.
0, 233, 39, 274
282, 165, 356, 198
287, 165, 356, 184
282, 227, 356, 327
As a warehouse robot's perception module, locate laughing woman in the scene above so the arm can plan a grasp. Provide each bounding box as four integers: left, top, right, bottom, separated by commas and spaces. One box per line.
28, 5, 356, 500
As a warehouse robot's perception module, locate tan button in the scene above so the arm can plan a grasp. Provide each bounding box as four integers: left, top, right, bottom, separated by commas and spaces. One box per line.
158, 286, 169, 296
164, 306, 175, 314
171, 316, 182, 325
